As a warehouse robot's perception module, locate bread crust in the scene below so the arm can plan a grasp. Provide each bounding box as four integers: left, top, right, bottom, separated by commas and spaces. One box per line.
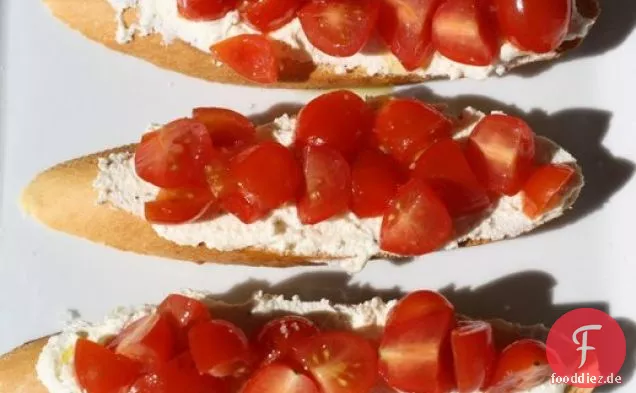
41, 0, 600, 88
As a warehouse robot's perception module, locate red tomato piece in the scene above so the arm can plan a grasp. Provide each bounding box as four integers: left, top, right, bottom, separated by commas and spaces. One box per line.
488, 339, 550, 392
192, 107, 256, 148
144, 188, 217, 224
465, 114, 536, 196
291, 331, 378, 393
177, 0, 237, 20
380, 179, 453, 255
495, 0, 571, 53
224, 141, 302, 223
75, 339, 142, 393
135, 119, 215, 189
522, 164, 576, 218
378, 310, 455, 393
110, 314, 176, 365
295, 90, 371, 159
242, 362, 320, 393
188, 320, 252, 378
212, 34, 279, 84
432, 0, 499, 66
255, 316, 320, 365
297, 145, 351, 224
158, 294, 212, 331
298, 0, 381, 57
351, 149, 405, 218
385, 290, 455, 331
240, 0, 301, 32
378, 0, 443, 70
451, 320, 496, 392
412, 138, 490, 217
373, 99, 453, 167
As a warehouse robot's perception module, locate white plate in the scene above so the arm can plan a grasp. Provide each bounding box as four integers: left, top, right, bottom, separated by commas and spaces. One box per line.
1, 0, 635, 391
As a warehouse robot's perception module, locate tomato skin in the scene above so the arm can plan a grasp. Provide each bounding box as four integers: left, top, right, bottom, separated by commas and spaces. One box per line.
192, 107, 256, 148
110, 314, 177, 365
522, 164, 576, 218
157, 294, 212, 349
386, 290, 455, 331
177, 0, 237, 20
351, 149, 405, 218
188, 320, 252, 378
255, 316, 320, 365
144, 188, 216, 224
380, 179, 453, 256
298, 0, 381, 57
212, 34, 279, 84
242, 362, 321, 393
412, 138, 491, 217
74, 339, 143, 393
432, 0, 499, 66
373, 99, 453, 167
451, 320, 496, 392
495, 0, 571, 53
488, 339, 550, 392
240, 0, 301, 32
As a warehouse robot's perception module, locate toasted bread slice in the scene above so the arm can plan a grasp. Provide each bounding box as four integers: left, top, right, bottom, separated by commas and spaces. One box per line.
42, 0, 600, 88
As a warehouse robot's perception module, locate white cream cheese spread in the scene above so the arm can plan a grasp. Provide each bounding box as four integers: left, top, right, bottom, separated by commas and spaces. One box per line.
93, 109, 583, 272
105, 0, 595, 79
36, 291, 566, 393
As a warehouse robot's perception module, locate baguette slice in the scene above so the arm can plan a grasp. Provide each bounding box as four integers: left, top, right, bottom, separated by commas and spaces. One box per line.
42, 0, 600, 88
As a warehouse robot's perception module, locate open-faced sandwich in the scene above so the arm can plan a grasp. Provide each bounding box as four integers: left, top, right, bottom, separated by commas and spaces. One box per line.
0, 289, 593, 393
43, 0, 600, 86
22, 91, 584, 272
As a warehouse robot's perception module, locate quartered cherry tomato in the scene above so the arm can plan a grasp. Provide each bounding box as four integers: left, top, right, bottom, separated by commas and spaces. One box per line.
75, 339, 142, 393
298, 0, 381, 57
351, 148, 404, 218
157, 294, 212, 349
465, 114, 536, 196
451, 320, 496, 392
373, 98, 452, 167
188, 320, 252, 378
298, 145, 351, 224
240, 0, 301, 32
378, 0, 443, 70
255, 316, 320, 364
212, 34, 279, 84
192, 107, 256, 148
489, 339, 550, 392
242, 362, 320, 393
380, 179, 453, 255
385, 290, 455, 330
432, 0, 499, 66
495, 0, 571, 53
144, 188, 217, 224
291, 331, 378, 393
522, 164, 576, 218
135, 119, 215, 189
110, 314, 176, 365
177, 0, 237, 20
295, 90, 371, 159
412, 138, 490, 217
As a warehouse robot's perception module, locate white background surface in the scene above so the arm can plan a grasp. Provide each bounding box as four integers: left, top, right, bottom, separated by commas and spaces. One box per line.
1, 0, 634, 391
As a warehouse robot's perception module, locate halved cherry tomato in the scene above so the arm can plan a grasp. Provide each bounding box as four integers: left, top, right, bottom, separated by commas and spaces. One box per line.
378, 0, 443, 70
212, 34, 279, 84
522, 164, 576, 218
144, 188, 216, 224
158, 294, 212, 331
242, 362, 320, 393
432, 0, 499, 66
495, 0, 571, 53
380, 179, 453, 255
292, 331, 378, 393
135, 119, 215, 189
295, 90, 371, 159
378, 310, 455, 393
465, 114, 536, 196
224, 141, 302, 223
192, 107, 256, 148
188, 320, 252, 378
373, 99, 453, 167
385, 290, 455, 331
75, 339, 142, 393
177, 0, 237, 20
412, 138, 490, 217
298, 145, 351, 224
351, 148, 404, 218
489, 339, 550, 392
451, 320, 495, 392
256, 316, 320, 365
298, 0, 381, 57
240, 0, 301, 32
110, 314, 176, 365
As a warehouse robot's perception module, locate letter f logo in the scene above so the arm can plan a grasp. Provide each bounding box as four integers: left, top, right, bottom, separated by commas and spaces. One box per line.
572, 324, 602, 368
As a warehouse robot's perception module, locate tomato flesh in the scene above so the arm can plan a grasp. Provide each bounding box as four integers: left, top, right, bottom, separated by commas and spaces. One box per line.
188, 320, 252, 378
465, 114, 536, 196
111, 314, 176, 365
489, 339, 550, 392
256, 316, 320, 365
522, 164, 576, 218
351, 148, 404, 218
242, 362, 320, 393
451, 320, 495, 392
75, 339, 142, 393
192, 107, 256, 148
212, 34, 279, 84
432, 0, 499, 66
412, 138, 490, 217
177, 0, 237, 20
386, 290, 455, 331
298, 0, 381, 57
158, 294, 212, 349
298, 145, 351, 224
240, 0, 301, 32
495, 0, 571, 53
144, 188, 216, 224
380, 179, 453, 255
